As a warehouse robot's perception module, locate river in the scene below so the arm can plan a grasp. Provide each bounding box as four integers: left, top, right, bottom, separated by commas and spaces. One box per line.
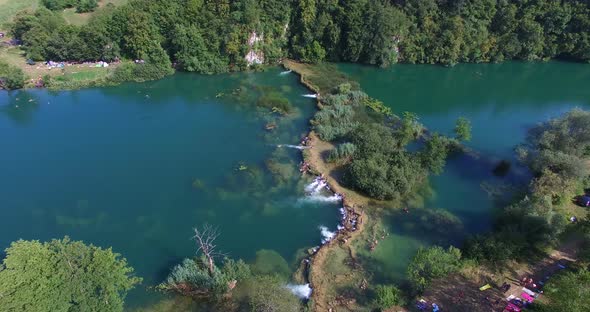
340, 61, 590, 283
1, 62, 589, 308
0, 68, 341, 308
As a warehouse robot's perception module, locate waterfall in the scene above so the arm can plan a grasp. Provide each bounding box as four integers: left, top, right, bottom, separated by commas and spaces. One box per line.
279, 70, 292, 76
277, 144, 309, 150
302, 94, 318, 98
319, 225, 336, 244
286, 284, 312, 299
304, 177, 327, 194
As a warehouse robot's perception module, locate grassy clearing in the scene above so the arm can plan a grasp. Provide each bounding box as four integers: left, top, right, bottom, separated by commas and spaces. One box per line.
62, 0, 129, 25
0, 45, 118, 89
62, 8, 93, 26
0, 0, 38, 28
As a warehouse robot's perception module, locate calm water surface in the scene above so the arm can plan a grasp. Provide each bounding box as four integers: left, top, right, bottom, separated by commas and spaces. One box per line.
340, 61, 590, 283
2, 62, 590, 306
0, 68, 341, 308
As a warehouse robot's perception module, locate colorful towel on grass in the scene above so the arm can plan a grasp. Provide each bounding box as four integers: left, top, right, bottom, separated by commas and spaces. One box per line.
521, 292, 534, 303
479, 284, 492, 291
505, 303, 522, 312
522, 287, 537, 297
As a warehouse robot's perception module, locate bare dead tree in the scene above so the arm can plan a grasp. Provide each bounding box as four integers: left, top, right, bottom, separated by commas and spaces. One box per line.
192, 224, 226, 276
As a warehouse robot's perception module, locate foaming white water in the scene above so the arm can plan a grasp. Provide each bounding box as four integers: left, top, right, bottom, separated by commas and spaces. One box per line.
298, 193, 342, 204
277, 144, 308, 150
286, 284, 312, 299
319, 225, 336, 244
304, 178, 325, 194
279, 70, 292, 76
302, 94, 318, 98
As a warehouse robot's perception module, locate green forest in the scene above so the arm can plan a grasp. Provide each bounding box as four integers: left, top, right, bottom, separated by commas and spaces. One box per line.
1, 0, 589, 89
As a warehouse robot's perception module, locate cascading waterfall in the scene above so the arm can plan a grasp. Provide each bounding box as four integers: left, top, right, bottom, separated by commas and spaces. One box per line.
279, 70, 292, 76
302, 94, 318, 98
286, 284, 312, 299
277, 144, 309, 150
318, 225, 336, 244
304, 177, 328, 194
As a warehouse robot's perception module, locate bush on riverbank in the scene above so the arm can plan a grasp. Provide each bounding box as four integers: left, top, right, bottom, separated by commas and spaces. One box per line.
372, 284, 406, 311
407, 246, 462, 294
0, 60, 25, 90
327, 142, 356, 163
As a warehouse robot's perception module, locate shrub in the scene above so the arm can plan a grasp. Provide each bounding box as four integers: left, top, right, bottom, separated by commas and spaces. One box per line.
407, 246, 462, 293
454, 117, 472, 141
373, 284, 405, 310
313, 104, 358, 141
158, 256, 251, 298
520, 109, 590, 178
420, 133, 451, 175
245, 275, 301, 312
327, 142, 356, 163
0, 61, 26, 90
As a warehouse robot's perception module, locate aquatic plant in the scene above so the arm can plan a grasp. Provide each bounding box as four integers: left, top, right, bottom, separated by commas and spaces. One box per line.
192, 178, 205, 190
251, 249, 291, 280
257, 91, 293, 115
243, 275, 301, 312
454, 117, 472, 142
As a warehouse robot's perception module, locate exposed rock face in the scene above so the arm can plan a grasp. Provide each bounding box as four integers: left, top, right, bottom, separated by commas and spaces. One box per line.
245, 31, 264, 66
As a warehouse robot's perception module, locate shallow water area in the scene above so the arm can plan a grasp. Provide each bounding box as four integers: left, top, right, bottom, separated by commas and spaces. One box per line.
340, 61, 590, 283
0, 68, 342, 308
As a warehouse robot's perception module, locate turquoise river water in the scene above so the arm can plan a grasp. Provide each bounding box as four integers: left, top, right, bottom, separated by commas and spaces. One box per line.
1, 62, 589, 308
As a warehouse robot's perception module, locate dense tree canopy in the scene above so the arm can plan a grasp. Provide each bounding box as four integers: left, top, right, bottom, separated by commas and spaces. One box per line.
0, 237, 141, 312
8, 0, 590, 80
0, 61, 25, 90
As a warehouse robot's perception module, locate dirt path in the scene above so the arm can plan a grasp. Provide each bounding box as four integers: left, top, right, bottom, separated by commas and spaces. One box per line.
286, 59, 374, 310
286, 59, 391, 311
305, 132, 370, 312
420, 238, 582, 312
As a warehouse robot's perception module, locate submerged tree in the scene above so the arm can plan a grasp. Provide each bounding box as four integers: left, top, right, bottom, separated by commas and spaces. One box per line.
0, 237, 141, 312
454, 117, 472, 142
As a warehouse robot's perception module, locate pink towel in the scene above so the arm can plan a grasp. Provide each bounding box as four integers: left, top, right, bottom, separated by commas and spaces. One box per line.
521, 292, 534, 302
